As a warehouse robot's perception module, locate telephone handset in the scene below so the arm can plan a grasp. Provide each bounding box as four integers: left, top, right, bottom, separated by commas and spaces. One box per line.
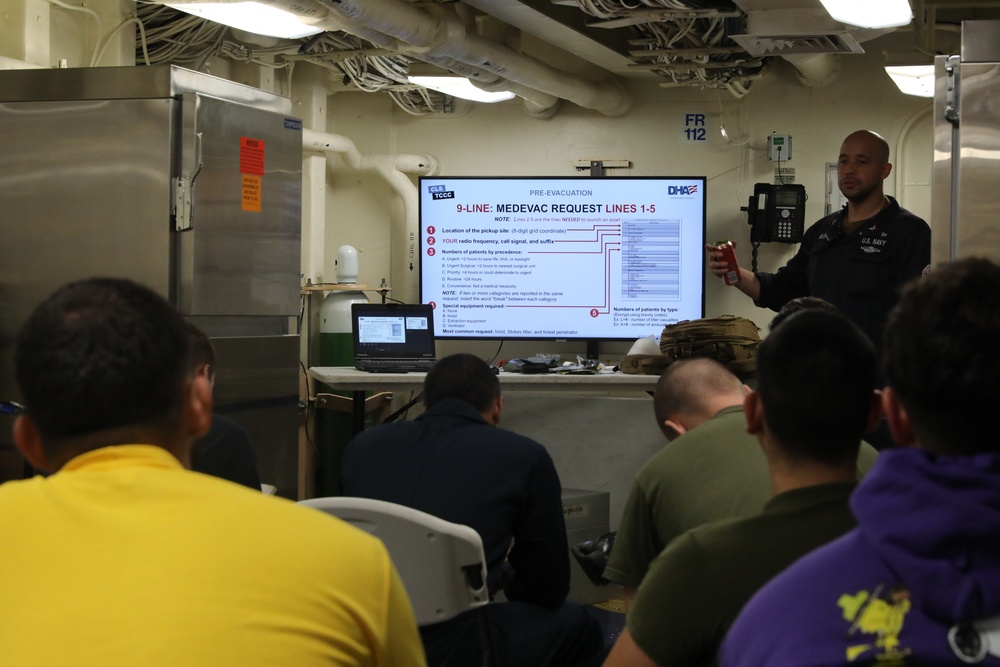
746, 183, 806, 244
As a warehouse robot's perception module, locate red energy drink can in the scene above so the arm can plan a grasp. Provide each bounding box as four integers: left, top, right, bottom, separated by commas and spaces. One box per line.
715, 239, 740, 285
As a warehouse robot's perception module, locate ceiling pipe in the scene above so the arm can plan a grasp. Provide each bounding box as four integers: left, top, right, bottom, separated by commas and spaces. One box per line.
468, 73, 561, 110
312, 0, 632, 116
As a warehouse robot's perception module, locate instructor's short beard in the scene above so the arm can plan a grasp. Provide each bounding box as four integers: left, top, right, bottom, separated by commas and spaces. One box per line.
842, 182, 880, 205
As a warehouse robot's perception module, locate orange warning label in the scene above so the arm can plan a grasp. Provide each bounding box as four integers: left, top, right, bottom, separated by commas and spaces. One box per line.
240, 136, 265, 175
242, 175, 261, 212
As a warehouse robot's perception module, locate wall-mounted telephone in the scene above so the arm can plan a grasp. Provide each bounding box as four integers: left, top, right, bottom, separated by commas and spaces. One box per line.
745, 183, 806, 244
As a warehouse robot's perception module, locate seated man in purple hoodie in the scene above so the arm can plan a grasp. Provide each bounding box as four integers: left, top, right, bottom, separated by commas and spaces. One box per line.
721, 257, 1000, 667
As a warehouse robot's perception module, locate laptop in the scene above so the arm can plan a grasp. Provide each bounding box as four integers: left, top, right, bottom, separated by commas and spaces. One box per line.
352, 302, 437, 373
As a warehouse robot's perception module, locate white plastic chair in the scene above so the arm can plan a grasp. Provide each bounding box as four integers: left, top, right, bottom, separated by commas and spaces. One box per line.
298, 496, 498, 667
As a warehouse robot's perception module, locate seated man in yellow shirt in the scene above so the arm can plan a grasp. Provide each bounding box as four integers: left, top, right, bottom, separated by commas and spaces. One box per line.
2, 277, 426, 667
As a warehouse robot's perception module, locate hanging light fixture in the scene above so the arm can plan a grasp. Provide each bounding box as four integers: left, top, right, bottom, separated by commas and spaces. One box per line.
884, 65, 934, 98
407, 76, 515, 104
818, 0, 913, 29
163, 1, 325, 39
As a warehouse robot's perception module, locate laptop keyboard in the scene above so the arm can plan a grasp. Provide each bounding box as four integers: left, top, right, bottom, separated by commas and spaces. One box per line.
355, 359, 437, 373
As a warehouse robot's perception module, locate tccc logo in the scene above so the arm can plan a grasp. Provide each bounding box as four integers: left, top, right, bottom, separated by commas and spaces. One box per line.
668, 185, 699, 195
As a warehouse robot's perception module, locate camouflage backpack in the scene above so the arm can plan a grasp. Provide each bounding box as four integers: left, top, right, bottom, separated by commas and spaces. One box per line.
622, 315, 760, 378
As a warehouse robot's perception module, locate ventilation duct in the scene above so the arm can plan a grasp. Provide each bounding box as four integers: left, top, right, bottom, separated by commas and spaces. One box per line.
729, 31, 864, 56
730, 1, 899, 89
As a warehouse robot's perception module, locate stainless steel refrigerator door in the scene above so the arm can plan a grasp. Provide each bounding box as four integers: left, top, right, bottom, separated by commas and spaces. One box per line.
176, 93, 301, 317
932, 22, 1000, 264
932, 55, 957, 265
0, 97, 176, 481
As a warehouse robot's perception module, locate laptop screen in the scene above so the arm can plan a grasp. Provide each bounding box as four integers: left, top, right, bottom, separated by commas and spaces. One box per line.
352, 303, 436, 361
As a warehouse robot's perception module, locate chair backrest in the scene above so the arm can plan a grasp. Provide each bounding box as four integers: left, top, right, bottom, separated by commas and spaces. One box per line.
299, 496, 490, 626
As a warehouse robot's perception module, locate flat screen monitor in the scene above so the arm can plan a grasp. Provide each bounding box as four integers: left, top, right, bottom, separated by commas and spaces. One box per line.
419, 176, 706, 341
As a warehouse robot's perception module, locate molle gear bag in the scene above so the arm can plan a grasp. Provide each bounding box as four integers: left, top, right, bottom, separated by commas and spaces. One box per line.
619, 354, 673, 375
620, 334, 673, 375
658, 315, 760, 377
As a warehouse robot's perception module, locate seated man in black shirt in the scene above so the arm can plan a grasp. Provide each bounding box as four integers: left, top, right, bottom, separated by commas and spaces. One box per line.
342, 353, 602, 667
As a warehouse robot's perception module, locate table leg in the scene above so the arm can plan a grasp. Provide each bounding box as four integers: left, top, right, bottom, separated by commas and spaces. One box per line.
352, 390, 366, 434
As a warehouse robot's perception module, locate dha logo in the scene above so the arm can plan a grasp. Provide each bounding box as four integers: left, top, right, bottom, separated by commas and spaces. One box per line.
668, 184, 699, 195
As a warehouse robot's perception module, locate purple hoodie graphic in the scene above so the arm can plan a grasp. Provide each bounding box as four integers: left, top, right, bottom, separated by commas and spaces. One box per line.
720, 448, 1000, 666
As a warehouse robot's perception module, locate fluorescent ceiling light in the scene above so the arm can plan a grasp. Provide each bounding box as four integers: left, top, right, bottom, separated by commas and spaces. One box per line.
407, 76, 515, 104
164, 2, 324, 39
885, 65, 934, 98
819, 0, 912, 29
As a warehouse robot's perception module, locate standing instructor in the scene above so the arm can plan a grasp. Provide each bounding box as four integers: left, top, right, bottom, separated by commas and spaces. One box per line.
707, 130, 930, 358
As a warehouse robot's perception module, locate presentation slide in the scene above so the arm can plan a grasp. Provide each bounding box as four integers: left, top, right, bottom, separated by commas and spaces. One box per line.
358, 316, 405, 344
419, 177, 705, 340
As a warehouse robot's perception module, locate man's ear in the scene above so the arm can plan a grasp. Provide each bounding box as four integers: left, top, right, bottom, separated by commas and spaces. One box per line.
185, 374, 214, 440
662, 419, 686, 440
743, 390, 764, 435
864, 390, 884, 433
484, 394, 503, 426
882, 161, 893, 180
882, 387, 916, 447
13, 415, 51, 472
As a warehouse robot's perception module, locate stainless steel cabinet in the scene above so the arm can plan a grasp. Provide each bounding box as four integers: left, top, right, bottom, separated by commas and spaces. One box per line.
0, 65, 302, 494
933, 21, 1000, 264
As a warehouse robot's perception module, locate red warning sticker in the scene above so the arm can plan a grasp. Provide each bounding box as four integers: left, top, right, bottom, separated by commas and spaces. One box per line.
240, 136, 265, 175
